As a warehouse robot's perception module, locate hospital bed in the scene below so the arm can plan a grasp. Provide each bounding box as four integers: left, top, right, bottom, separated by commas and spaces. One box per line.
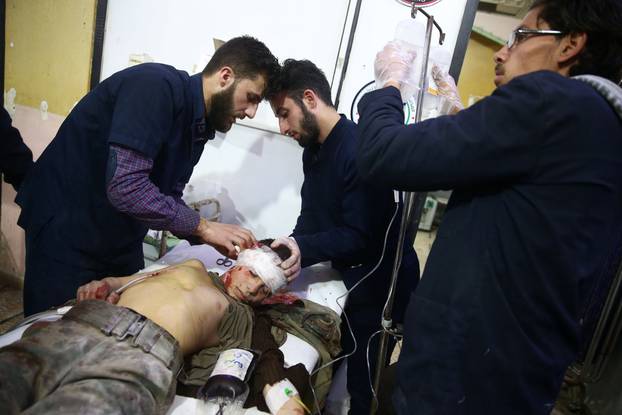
0, 241, 348, 415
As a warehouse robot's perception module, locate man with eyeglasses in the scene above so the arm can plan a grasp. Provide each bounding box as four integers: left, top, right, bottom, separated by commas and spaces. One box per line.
358, 0, 622, 414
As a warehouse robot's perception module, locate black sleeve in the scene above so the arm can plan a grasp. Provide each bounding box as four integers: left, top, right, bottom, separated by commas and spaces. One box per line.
0, 107, 33, 191
245, 314, 311, 412
356, 76, 548, 191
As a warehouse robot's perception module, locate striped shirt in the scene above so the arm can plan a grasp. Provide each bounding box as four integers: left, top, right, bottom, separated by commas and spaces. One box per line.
106, 144, 200, 236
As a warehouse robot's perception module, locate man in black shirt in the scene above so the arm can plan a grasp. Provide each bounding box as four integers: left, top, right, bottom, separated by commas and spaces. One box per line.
359, 0, 622, 413
269, 59, 419, 413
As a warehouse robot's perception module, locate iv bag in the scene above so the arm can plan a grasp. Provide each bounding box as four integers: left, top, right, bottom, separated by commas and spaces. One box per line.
394, 19, 427, 101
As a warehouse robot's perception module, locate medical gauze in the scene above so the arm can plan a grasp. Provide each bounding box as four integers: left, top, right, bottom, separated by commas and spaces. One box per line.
236, 246, 286, 293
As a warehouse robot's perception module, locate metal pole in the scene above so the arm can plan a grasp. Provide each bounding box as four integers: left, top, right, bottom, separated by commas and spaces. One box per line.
370, 11, 436, 415
90, 0, 108, 89
334, 0, 364, 109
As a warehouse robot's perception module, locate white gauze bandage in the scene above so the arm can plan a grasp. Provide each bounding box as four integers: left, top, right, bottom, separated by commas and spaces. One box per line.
264, 378, 300, 415
236, 246, 287, 293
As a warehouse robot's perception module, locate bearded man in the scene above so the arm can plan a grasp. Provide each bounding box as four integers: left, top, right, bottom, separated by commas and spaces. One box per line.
16, 36, 280, 316
268, 59, 420, 414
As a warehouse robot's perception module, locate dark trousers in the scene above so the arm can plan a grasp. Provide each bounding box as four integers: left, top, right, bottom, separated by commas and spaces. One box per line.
339, 251, 419, 414
0, 300, 181, 415
341, 302, 398, 415
23, 221, 142, 316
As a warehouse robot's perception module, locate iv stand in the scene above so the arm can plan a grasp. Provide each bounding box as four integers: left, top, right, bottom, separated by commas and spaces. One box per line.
370, 3, 444, 413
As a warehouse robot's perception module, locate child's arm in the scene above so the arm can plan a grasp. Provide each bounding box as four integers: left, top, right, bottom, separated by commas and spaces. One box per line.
76, 266, 168, 303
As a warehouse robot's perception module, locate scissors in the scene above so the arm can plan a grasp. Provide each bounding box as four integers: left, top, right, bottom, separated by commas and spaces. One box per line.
216, 257, 233, 267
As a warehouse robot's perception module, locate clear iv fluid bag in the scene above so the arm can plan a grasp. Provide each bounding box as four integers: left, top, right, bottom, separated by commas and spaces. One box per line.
394, 19, 452, 118
394, 19, 427, 101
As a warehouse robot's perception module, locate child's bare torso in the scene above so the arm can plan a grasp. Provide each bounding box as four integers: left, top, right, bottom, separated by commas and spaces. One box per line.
117, 260, 230, 355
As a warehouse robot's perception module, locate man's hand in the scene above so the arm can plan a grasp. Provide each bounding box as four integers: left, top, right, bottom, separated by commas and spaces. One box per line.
271, 237, 301, 282
76, 278, 120, 304
375, 41, 418, 101
431, 64, 464, 115
194, 217, 257, 258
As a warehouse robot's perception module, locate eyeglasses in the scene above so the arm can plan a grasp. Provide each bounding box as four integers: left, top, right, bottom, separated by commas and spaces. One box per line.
506, 28, 565, 49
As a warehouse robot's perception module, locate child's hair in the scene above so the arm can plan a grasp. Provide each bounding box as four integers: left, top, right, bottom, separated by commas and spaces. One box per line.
258, 238, 291, 262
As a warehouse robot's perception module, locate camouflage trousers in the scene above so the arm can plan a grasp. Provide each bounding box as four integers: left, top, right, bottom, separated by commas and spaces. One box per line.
0, 300, 183, 415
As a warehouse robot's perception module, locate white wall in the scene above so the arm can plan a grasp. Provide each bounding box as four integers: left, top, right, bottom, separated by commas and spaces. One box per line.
99, 0, 471, 240
101, 0, 352, 132
182, 125, 304, 239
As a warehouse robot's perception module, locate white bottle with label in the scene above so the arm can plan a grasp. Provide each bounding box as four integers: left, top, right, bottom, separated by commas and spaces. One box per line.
196, 348, 258, 415
422, 46, 452, 119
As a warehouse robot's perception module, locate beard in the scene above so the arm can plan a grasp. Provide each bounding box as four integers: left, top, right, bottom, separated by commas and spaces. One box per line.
207, 81, 236, 132
296, 104, 321, 148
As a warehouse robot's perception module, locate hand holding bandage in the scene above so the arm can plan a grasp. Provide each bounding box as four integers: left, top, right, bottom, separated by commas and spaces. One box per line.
374, 41, 418, 101
431, 64, 464, 115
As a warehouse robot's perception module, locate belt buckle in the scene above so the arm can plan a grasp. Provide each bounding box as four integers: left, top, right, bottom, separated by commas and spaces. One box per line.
117, 314, 147, 341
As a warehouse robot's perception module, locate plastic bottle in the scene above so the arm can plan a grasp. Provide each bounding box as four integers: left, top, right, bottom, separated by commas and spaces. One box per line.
196, 348, 258, 415
422, 47, 452, 119
393, 19, 427, 101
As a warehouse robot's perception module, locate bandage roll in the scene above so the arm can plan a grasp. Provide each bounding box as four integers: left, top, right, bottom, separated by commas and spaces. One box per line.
264, 378, 299, 415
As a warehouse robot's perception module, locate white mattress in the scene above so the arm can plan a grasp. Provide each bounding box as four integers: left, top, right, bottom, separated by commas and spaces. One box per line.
0, 242, 347, 415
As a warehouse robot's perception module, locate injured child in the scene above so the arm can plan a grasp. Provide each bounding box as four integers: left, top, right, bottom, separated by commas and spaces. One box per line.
0, 240, 341, 415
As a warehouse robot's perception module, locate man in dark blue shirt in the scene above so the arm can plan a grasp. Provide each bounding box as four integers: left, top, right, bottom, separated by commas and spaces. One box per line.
16, 36, 280, 315
358, 0, 622, 414
268, 59, 419, 414
0, 107, 33, 191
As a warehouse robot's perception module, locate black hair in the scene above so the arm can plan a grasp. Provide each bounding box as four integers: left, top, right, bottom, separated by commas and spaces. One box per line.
202, 36, 280, 93
258, 238, 291, 262
531, 0, 622, 83
266, 59, 334, 108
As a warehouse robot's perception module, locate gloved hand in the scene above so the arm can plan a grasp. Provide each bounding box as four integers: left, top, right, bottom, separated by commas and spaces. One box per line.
431, 64, 464, 115
374, 41, 418, 101
271, 236, 301, 282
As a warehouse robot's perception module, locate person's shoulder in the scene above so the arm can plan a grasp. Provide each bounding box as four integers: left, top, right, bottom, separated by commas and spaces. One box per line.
109, 63, 188, 88
507, 70, 599, 101
331, 118, 358, 164
127, 62, 185, 76
334, 116, 359, 147
341, 116, 358, 136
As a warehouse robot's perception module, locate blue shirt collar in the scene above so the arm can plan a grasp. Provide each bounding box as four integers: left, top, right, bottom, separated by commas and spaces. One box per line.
189, 73, 215, 142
